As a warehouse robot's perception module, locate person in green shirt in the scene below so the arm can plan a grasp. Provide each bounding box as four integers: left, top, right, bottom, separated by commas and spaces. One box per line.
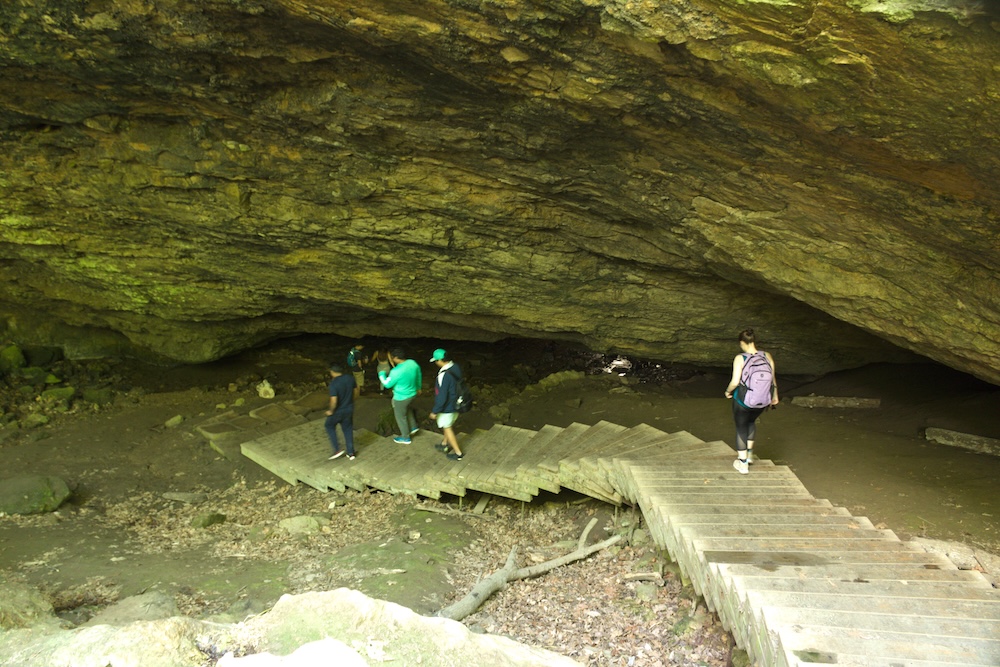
378, 347, 422, 444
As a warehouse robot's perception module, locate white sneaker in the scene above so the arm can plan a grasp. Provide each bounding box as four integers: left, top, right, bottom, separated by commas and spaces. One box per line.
733, 458, 748, 475
746, 451, 755, 465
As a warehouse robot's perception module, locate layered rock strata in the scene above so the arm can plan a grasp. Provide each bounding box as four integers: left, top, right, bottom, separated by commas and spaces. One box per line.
1, 1, 997, 380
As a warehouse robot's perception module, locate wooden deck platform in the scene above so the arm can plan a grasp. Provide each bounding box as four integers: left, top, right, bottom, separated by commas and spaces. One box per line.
241, 418, 1000, 667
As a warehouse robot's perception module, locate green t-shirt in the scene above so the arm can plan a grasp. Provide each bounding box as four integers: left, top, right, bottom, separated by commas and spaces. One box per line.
378, 359, 422, 400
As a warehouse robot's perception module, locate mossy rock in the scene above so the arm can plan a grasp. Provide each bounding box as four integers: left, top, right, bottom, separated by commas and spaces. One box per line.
18, 366, 50, 385
0, 345, 28, 374
21, 413, 50, 429
41, 386, 76, 402
81, 387, 115, 405
0, 474, 71, 514
0, 344, 26, 375
191, 512, 226, 528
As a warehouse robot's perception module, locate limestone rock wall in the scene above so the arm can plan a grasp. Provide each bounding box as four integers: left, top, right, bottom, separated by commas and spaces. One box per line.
0, 0, 997, 380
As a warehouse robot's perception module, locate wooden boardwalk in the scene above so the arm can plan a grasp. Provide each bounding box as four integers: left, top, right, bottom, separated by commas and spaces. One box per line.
242, 419, 1000, 667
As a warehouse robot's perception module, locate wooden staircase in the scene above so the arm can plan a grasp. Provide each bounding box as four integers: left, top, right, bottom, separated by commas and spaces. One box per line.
241, 418, 1000, 667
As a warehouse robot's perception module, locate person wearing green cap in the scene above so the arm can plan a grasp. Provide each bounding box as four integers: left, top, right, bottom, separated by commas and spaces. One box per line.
378, 347, 422, 444
429, 348, 464, 461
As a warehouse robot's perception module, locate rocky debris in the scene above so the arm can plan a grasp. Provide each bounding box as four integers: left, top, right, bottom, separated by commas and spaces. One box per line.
0, 474, 71, 515
925, 427, 1000, 457
790, 395, 881, 409
0, 344, 126, 436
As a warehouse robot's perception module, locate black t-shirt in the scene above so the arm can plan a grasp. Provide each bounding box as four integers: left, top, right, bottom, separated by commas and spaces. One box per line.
328, 374, 356, 413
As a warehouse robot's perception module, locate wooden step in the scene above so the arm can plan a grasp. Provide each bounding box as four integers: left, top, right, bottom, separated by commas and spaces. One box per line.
773, 623, 1000, 666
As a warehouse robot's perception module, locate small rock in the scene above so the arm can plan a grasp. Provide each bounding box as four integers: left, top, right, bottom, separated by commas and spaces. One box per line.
488, 404, 511, 423
165, 415, 184, 428
19, 367, 50, 385
80, 387, 114, 405
191, 512, 226, 528
41, 386, 76, 402
634, 582, 659, 602
279, 515, 322, 535
256, 379, 275, 399
565, 397, 582, 408
21, 413, 50, 429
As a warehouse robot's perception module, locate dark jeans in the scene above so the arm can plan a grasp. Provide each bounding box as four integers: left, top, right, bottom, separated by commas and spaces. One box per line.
325, 409, 355, 456
732, 400, 766, 451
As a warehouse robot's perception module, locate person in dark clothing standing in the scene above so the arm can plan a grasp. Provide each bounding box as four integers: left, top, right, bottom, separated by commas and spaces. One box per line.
325, 363, 358, 460
428, 348, 464, 461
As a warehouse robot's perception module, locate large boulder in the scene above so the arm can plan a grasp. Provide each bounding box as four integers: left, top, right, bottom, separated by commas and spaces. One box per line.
0, 1, 997, 383
0, 588, 581, 667
0, 475, 72, 515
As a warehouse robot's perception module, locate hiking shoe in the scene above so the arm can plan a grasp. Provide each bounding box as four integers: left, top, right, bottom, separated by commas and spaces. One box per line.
409, 428, 420, 436
435, 443, 450, 453
733, 458, 748, 475
328, 450, 345, 460
446, 453, 463, 461
393, 436, 412, 445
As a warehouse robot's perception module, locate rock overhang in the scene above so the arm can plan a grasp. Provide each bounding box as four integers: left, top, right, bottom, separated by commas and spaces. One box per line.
0, 0, 996, 382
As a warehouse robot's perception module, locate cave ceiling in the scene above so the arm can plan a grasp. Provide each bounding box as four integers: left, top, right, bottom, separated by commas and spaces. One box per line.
0, 0, 998, 382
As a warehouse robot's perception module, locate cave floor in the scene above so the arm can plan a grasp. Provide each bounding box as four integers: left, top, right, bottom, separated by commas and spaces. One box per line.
1, 336, 998, 656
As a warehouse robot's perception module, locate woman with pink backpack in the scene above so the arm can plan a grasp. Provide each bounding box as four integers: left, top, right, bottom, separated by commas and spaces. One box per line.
724, 328, 780, 474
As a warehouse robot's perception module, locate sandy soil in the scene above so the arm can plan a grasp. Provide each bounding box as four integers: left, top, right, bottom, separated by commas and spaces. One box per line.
1, 335, 998, 664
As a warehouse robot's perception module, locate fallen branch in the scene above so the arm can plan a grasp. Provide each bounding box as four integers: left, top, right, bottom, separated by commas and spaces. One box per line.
437, 547, 519, 621
511, 534, 621, 582
436, 521, 622, 621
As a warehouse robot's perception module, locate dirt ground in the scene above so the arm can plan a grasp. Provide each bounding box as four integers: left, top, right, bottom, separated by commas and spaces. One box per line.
2, 335, 999, 665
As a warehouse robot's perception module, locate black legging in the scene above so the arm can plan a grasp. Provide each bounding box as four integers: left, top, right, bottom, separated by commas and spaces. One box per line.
732, 400, 766, 451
